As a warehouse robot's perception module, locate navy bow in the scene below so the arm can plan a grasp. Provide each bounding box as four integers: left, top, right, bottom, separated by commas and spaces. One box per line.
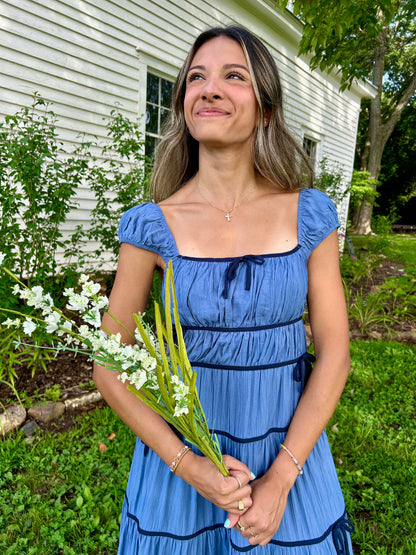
293, 352, 316, 391
332, 517, 355, 554
222, 255, 265, 299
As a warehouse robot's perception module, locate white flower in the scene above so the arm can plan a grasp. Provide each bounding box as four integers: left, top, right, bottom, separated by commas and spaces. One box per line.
174, 405, 189, 417
57, 321, 73, 337
45, 312, 61, 333
22, 318, 37, 336
0, 252, 5, 265
66, 293, 89, 312
12, 284, 21, 295
2, 318, 20, 328
82, 281, 101, 297
83, 308, 101, 328
92, 295, 109, 310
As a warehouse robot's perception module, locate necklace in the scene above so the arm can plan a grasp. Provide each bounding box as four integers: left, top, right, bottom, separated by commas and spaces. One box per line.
198, 184, 254, 222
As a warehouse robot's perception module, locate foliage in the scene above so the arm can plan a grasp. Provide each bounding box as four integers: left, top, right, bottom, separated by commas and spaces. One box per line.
75, 109, 151, 260
328, 340, 416, 553
275, 0, 397, 89
341, 233, 415, 336
313, 158, 349, 205
371, 214, 395, 235
349, 170, 379, 212
0, 93, 86, 292
0, 406, 134, 554
376, 98, 416, 224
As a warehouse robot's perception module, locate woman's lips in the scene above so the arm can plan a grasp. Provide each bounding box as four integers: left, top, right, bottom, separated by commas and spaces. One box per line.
197, 108, 229, 116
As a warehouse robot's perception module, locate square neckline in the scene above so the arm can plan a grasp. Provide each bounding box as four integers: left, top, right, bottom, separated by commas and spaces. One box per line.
155, 188, 307, 261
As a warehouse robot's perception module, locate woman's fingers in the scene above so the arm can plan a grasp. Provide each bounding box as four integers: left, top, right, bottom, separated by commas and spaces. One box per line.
223, 454, 256, 483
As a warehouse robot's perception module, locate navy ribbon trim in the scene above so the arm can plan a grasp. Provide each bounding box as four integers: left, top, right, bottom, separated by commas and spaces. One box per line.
212, 426, 289, 442
293, 352, 316, 391
231, 512, 354, 552
125, 497, 354, 551
189, 352, 312, 372
182, 315, 303, 333
332, 517, 355, 554
222, 255, 265, 299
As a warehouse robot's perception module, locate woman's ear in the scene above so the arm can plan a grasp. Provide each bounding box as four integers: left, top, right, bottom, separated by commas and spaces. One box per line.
263, 108, 271, 127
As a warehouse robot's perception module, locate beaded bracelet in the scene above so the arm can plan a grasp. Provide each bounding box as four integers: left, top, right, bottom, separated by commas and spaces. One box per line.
280, 443, 304, 476
169, 445, 191, 474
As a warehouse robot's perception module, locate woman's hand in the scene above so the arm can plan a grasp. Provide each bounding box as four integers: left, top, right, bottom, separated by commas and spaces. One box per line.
225, 453, 298, 545
176, 452, 254, 515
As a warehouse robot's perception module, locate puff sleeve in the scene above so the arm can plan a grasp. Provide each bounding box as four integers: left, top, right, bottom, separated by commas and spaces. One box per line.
298, 188, 340, 257
118, 203, 178, 263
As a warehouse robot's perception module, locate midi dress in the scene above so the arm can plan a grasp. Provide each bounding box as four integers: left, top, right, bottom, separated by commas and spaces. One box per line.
117, 187, 354, 554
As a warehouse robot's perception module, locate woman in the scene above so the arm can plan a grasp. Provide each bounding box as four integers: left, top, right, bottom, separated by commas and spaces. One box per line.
93, 25, 354, 554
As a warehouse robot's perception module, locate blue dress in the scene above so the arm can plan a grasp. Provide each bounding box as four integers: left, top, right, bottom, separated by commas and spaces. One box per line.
117, 188, 353, 554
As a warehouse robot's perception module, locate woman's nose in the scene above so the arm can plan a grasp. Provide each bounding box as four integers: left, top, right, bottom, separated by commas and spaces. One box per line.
200, 76, 223, 101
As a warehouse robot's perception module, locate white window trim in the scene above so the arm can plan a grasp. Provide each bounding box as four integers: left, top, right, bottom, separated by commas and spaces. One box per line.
136, 46, 179, 136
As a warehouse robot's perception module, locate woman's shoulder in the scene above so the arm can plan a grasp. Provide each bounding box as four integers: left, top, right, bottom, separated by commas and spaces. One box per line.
298, 188, 340, 253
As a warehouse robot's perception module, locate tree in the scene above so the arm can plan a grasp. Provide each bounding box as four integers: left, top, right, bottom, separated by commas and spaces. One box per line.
276, 0, 416, 233
376, 98, 416, 223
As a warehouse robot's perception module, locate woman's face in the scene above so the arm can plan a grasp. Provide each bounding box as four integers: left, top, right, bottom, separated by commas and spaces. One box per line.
184, 36, 259, 150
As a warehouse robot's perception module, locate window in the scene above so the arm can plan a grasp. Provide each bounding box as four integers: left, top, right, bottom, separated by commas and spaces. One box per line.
303, 137, 318, 170
145, 73, 173, 157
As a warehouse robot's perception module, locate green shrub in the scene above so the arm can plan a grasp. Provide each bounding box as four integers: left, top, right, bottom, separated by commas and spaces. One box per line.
0, 94, 86, 294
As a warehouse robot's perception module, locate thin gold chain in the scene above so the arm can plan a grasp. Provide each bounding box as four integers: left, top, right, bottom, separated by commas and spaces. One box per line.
197, 184, 254, 222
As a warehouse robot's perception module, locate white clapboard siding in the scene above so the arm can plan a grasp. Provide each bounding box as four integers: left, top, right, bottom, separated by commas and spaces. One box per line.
0, 0, 376, 269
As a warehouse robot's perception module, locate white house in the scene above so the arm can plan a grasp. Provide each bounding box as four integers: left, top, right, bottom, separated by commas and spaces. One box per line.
0, 0, 376, 267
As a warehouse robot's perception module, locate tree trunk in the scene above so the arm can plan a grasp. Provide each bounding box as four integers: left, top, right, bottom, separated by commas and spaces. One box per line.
354, 21, 416, 234
354, 25, 387, 235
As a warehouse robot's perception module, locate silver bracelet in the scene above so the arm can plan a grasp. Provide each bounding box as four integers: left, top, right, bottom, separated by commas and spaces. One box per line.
280, 443, 304, 475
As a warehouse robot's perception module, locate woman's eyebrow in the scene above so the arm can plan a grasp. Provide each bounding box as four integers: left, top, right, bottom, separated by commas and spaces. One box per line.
187, 63, 249, 73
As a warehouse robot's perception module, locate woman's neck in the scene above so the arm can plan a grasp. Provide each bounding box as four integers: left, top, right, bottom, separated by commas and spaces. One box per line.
196, 145, 259, 205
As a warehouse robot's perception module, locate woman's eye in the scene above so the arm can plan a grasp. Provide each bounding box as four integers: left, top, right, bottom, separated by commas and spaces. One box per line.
227, 72, 244, 80
187, 73, 203, 82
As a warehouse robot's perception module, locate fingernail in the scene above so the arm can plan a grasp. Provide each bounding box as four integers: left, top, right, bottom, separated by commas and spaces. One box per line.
224, 518, 231, 528
251, 472, 256, 479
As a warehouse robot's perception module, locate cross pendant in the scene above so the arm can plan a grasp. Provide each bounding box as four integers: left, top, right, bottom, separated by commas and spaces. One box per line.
225, 212, 232, 222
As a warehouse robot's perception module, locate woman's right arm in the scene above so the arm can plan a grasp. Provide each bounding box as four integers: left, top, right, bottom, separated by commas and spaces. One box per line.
93, 243, 253, 514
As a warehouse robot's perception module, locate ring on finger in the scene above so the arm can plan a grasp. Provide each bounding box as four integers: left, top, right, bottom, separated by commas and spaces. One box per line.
237, 522, 245, 531
233, 475, 242, 489
238, 499, 245, 511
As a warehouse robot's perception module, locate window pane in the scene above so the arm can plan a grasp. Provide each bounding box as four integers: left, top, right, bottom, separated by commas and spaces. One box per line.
145, 103, 159, 134
161, 78, 173, 108
145, 135, 156, 158
146, 73, 159, 105
160, 107, 171, 128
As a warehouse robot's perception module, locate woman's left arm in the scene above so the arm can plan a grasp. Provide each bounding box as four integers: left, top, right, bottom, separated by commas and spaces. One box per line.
231, 229, 350, 545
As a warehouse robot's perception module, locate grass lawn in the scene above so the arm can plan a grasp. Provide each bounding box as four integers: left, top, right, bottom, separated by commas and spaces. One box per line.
350, 233, 416, 267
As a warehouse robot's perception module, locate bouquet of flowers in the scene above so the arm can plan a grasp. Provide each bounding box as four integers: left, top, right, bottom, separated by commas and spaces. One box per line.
0, 253, 229, 476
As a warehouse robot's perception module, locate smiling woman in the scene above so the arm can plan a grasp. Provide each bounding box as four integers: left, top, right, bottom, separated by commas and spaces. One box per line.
93, 25, 354, 554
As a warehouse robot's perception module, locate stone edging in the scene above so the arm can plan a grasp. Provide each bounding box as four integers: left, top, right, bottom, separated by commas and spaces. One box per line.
1, 390, 103, 436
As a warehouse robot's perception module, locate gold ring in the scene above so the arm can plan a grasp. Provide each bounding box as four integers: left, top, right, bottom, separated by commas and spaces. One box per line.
238, 499, 245, 511
237, 522, 245, 531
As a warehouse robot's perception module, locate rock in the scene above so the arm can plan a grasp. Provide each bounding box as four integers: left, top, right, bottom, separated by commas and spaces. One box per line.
28, 402, 65, 423
21, 420, 39, 437
392, 330, 416, 344
64, 390, 102, 411
0, 404, 26, 435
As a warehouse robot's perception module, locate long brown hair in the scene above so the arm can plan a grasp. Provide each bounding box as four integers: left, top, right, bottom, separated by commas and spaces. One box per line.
150, 26, 313, 202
